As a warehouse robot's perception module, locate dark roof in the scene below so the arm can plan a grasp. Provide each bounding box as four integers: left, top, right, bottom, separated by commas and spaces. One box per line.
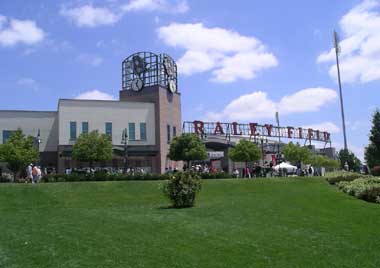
0, 110, 57, 113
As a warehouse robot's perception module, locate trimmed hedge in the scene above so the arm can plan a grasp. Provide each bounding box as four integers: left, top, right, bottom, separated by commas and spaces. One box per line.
40, 171, 231, 183
326, 172, 367, 185
337, 177, 380, 203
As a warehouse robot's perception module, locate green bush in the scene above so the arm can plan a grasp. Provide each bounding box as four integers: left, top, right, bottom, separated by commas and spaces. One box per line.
40, 172, 227, 183
326, 172, 366, 185
371, 166, 380, 176
337, 177, 380, 203
162, 172, 202, 208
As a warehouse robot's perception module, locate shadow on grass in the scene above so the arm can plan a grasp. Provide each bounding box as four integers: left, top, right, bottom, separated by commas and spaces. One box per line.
158, 205, 194, 210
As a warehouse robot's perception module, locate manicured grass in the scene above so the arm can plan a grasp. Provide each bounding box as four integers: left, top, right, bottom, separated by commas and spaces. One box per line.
0, 178, 380, 268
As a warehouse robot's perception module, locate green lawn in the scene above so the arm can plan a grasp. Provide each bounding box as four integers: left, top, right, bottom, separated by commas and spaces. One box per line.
0, 178, 380, 268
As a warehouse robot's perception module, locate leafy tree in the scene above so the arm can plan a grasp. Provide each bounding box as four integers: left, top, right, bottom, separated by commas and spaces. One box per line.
338, 149, 361, 172
325, 158, 340, 169
0, 129, 39, 180
309, 154, 339, 169
229, 139, 261, 167
365, 109, 380, 169
168, 133, 207, 167
282, 142, 311, 164
72, 131, 113, 167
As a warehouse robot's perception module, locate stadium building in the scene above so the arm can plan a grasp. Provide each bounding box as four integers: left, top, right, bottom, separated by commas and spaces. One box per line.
0, 52, 334, 174
0, 52, 181, 174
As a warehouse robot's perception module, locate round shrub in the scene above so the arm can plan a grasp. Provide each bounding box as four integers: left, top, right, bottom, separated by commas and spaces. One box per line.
371, 166, 380, 176
163, 172, 202, 208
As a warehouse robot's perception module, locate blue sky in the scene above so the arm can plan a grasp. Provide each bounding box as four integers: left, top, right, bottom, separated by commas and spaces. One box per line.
0, 0, 379, 160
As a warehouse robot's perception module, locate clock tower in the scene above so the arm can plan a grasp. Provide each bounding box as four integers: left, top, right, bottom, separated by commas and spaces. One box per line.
119, 52, 181, 173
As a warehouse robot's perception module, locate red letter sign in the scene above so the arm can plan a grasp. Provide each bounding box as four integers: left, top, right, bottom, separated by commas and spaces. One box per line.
287, 127, 294, 138
249, 123, 258, 136
308, 128, 314, 139
323, 132, 330, 141
214, 122, 224, 135
232, 122, 242, 135
193, 120, 204, 135
298, 128, 303, 138
265, 124, 273, 136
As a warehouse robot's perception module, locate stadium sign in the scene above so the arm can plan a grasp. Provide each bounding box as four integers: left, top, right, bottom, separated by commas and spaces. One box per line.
183, 121, 331, 143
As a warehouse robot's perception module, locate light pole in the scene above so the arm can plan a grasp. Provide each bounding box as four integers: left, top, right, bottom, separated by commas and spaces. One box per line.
334, 30, 348, 151
122, 128, 129, 173
275, 111, 281, 163
36, 129, 41, 166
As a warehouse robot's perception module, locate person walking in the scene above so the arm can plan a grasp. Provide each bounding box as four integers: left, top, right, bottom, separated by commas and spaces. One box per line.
233, 168, 239, 178
344, 162, 349, 172
36, 166, 42, 182
32, 165, 38, 183
246, 167, 251, 179
26, 164, 33, 183
308, 165, 314, 177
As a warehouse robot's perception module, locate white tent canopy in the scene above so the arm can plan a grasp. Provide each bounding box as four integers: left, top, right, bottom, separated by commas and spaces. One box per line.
273, 162, 297, 173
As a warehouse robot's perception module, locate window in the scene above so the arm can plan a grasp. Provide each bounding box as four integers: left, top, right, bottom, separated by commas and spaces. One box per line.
128, 123, 135, 140
82, 122, 89, 134
173, 126, 177, 137
105, 122, 112, 140
70, 121, 77, 140
167, 124, 171, 144
2, 130, 14, 144
140, 122, 147, 141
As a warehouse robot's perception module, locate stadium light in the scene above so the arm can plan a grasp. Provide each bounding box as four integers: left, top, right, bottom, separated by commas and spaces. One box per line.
333, 30, 348, 151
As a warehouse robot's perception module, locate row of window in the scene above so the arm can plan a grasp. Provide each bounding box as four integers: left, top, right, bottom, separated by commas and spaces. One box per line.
2, 130, 14, 144
70, 122, 147, 141
167, 125, 177, 144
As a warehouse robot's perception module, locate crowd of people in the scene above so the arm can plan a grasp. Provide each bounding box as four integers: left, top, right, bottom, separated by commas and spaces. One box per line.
232, 163, 318, 178
19, 160, 329, 183
182, 164, 218, 173
65, 167, 148, 175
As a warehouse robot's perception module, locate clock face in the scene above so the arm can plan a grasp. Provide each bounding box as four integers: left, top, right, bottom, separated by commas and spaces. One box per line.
131, 78, 143, 91
168, 79, 177, 93
163, 57, 174, 77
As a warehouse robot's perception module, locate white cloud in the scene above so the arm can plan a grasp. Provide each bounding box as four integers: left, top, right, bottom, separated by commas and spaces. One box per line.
317, 0, 380, 83
157, 22, 278, 82
16, 78, 39, 91
122, 0, 189, 14
205, 87, 337, 121
60, 1, 188, 28
76, 54, 103, 67
0, 15, 45, 47
278, 88, 338, 114
206, 91, 276, 121
75, 90, 115, 100
212, 52, 278, 83
303, 122, 340, 133
60, 4, 120, 27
